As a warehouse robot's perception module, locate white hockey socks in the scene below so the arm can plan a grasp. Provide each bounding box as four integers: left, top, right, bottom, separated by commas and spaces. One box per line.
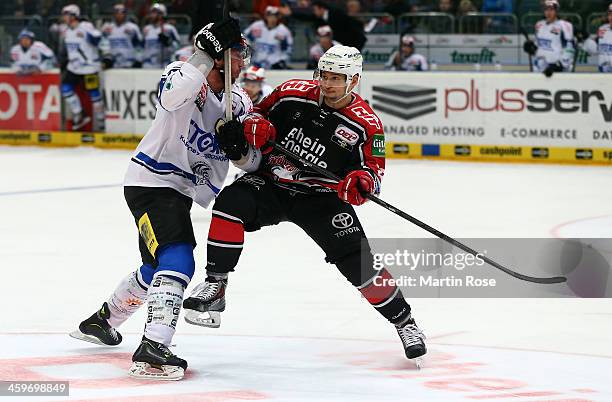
106, 271, 148, 328
144, 274, 184, 346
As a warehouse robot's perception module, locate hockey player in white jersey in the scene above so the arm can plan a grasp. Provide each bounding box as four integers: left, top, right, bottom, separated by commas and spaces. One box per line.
240, 65, 272, 104
307, 25, 340, 69
60, 4, 105, 130
583, 4, 612, 72
173, 43, 194, 62
69, 18, 258, 381
523, 0, 575, 76
244, 6, 293, 69
101, 4, 144, 68
10, 30, 56, 75
142, 3, 180, 68
385, 35, 429, 71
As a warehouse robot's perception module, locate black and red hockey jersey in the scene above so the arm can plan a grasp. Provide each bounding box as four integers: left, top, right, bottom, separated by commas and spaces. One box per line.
253, 79, 385, 195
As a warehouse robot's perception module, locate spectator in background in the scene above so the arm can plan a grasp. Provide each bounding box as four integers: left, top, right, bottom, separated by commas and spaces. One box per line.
481, 0, 513, 13
60, 4, 105, 131
346, 0, 362, 16
253, 0, 282, 17
101, 4, 144, 68
281, 0, 366, 50
436, 0, 455, 14
142, 3, 180, 68
244, 6, 293, 69
385, 34, 428, 70
457, 0, 477, 16
240, 65, 273, 104
307, 25, 340, 68
10, 29, 56, 75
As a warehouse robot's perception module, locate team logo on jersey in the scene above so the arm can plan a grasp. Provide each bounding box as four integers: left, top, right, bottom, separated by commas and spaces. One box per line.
372, 134, 386, 157
332, 125, 359, 151
192, 161, 212, 186
180, 119, 227, 161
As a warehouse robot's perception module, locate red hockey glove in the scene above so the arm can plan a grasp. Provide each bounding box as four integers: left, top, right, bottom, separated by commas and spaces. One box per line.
337, 170, 375, 206
243, 116, 276, 154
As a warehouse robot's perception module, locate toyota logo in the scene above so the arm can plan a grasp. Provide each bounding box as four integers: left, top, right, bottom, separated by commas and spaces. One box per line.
332, 213, 354, 229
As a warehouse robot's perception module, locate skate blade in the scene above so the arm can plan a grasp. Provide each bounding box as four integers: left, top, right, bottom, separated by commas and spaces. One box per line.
128, 362, 184, 381
184, 310, 221, 328
72, 116, 91, 130
69, 330, 107, 346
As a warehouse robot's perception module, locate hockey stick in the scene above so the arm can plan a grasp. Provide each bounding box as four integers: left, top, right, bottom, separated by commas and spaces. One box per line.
223, 0, 232, 120
267, 140, 567, 284
519, 25, 534, 72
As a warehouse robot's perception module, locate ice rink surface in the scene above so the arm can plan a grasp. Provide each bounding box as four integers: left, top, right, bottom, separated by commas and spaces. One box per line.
1, 146, 611, 401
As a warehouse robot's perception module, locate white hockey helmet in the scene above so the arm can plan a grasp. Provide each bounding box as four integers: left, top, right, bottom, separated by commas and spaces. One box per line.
316, 25, 333, 37
265, 6, 280, 15
62, 4, 81, 17
401, 34, 416, 46
242, 65, 266, 82
150, 3, 168, 17
18, 29, 35, 39
608, 3, 612, 13
316, 44, 363, 84
113, 3, 127, 14
544, 0, 559, 10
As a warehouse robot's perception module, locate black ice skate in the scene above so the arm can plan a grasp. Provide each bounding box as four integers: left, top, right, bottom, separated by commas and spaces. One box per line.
129, 336, 187, 381
69, 302, 122, 346
183, 277, 226, 328
396, 315, 427, 368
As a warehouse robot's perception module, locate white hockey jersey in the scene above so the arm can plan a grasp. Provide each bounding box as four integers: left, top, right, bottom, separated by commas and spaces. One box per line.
64, 21, 103, 75
385, 51, 429, 71
534, 19, 574, 71
173, 45, 194, 62
244, 20, 293, 69
309, 40, 340, 65
142, 23, 180, 69
101, 20, 143, 68
596, 23, 612, 72
10, 41, 56, 73
124, 61, 259, 208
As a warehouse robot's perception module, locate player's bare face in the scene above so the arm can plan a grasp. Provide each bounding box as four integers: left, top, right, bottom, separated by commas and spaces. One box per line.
243, 81, 261, 100
318, 71, 348, 100
19, 37, 32, 49
608, 12, 612, 25
544, 8, 557, 23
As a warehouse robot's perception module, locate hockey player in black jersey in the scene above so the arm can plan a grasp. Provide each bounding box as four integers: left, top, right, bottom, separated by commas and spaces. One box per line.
183, 45, 427, 365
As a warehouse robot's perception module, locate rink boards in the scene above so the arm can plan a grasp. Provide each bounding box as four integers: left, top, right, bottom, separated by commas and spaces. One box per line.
1, 129, 612, 165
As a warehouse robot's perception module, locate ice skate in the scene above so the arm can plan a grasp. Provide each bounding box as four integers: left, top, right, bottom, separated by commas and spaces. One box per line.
396, 315, 427, 369
72, 112, 91, 130
69, 302, 122, 346
182, 277, 226, 328
129, 336, 187, 381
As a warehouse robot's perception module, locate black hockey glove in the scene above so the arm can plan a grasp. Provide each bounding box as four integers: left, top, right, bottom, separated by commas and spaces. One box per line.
158, 32, 172, 47
194, 17, 241, 60
523, 40, 537, 56
102, 56, 114, 70
215, 119, 248, 161
543, 62, 563, 77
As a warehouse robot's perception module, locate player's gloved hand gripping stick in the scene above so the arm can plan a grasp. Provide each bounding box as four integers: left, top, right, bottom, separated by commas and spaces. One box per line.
265, 140, 567, 285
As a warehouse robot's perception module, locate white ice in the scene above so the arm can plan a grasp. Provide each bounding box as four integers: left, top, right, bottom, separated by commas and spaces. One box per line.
1, 146, 611, 402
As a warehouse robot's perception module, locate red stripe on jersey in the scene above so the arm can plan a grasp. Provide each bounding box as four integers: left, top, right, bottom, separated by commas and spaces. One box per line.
359, 269, 397, 305
208, 216, 244, 244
